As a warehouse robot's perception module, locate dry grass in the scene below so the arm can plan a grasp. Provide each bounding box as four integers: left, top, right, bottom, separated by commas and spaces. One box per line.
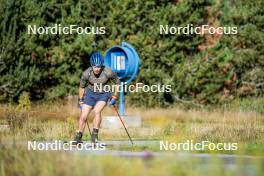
0, 101, 263, 154
0, 101, 264, 176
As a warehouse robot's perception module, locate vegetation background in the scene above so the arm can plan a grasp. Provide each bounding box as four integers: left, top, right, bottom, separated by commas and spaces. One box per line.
0, 1, 264, 175
1, 0, 263, 107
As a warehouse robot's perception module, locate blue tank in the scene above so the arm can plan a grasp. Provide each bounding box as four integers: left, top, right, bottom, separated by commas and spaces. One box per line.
105, 42, 140, 84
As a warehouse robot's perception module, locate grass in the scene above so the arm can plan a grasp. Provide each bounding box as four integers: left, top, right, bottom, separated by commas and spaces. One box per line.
1, 144, 263, 176
0, 98, 264, 175
0, 100, 264, 154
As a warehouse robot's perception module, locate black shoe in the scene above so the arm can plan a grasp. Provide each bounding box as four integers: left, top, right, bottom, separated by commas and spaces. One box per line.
72, 131, 83, 145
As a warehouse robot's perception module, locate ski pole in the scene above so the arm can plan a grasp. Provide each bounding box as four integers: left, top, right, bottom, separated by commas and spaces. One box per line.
112, 105, 133, 145
86, 119, 92, 138
80, 105, 92, 139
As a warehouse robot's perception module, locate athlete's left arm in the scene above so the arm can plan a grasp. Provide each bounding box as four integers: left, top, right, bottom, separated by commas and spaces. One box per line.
109, 70, 120, 98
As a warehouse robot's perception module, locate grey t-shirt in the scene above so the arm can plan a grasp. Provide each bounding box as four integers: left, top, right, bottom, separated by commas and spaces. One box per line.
79, 67, 120, 93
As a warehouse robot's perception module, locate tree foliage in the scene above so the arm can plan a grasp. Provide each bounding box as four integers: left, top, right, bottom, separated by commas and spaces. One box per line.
0, 0, 263, 107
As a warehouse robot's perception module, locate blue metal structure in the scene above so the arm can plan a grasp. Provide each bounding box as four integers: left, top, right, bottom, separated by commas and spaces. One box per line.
105, 42, 140, 115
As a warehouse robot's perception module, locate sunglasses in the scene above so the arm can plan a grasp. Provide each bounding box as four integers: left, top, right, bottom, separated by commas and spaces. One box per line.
92, 65, 103, 68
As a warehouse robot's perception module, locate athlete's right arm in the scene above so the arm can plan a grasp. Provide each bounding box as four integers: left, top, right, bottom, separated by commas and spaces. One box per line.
79, 87, 85, 100
79, 69, 90, 101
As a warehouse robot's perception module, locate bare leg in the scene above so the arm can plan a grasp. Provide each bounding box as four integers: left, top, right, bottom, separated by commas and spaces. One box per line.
92, 101, 106, 129
78, 104, 93, 133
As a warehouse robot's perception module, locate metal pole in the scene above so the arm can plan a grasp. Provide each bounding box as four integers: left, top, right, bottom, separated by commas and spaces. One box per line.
119, 81, 125, 116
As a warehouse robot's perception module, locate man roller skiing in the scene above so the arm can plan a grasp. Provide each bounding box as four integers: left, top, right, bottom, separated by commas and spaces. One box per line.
73, 51, 120, 145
